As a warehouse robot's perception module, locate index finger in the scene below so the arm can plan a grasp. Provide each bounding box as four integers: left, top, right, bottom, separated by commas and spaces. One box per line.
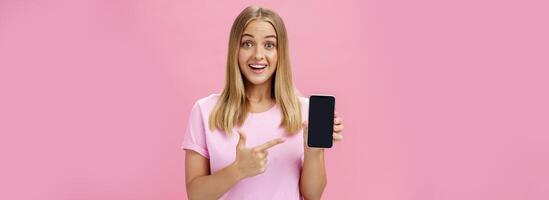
254, 138, 285, 151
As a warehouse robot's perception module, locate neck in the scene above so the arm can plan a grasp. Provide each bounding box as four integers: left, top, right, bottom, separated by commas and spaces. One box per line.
245, 79, 273, 103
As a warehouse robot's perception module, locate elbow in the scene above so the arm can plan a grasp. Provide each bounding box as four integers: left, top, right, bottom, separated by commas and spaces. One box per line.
186, 190, 207, 200
186, 180, 204, 200
186, 182, 217, 200
302, 193, 324, 200
187, 195, 203, 200
186, 186, 196, 200
302, 195, 322, 200
301, 181, 327, 200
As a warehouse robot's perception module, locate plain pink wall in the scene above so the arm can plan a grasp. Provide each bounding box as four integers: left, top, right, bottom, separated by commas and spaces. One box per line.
1, 0, 548, 199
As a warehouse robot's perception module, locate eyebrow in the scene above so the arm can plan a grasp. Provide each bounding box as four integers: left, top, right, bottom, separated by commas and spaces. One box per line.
242, 33, 277, 39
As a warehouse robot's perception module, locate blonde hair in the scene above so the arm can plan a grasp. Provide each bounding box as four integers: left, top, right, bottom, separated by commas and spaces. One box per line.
209, 6, 302, 135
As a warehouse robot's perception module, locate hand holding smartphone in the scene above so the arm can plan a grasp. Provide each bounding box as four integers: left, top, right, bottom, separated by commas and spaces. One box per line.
307, 95, 335, 148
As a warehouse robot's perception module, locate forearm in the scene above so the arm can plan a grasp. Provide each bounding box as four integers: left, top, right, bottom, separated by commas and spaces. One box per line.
300, 149, 327, 200
187, 163, 243, 200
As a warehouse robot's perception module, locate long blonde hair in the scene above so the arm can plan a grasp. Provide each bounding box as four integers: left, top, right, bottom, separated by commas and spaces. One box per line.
209, 6, 302, 135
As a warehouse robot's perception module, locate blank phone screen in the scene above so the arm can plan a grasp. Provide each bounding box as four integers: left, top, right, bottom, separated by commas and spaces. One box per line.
308, 95, 335, 148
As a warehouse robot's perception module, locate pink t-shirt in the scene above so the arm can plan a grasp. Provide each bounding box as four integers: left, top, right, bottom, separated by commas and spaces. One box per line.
181, 93, 309, 200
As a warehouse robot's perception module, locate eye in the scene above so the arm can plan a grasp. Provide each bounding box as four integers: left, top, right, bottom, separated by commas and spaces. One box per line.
265, 42, 276, 49
241, 40, 254, 48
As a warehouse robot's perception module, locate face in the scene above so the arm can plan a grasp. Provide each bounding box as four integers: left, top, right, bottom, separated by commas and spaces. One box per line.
238, 20, 278, 86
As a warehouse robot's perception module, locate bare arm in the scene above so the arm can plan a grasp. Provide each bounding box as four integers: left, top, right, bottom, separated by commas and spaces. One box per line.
185, 150, 242, 200
299, 149, 327, 200
185, 132, 285, 200
299, 113, 344, 200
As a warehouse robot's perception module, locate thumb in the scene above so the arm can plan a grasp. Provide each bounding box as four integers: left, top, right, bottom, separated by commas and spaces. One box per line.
237, 131, 247, 148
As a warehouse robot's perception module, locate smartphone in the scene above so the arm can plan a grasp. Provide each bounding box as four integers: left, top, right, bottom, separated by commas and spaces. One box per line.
307, 95, 335, 148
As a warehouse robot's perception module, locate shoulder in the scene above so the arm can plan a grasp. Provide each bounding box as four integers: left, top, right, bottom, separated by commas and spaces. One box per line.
297, 96, 309, 119
191, 93, 221, 117
195, 93, 221, 107
298, 96, 309, 107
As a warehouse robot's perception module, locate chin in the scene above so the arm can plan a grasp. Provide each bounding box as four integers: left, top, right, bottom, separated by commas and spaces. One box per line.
247, 78, 269, 85
244, 74, 273, 86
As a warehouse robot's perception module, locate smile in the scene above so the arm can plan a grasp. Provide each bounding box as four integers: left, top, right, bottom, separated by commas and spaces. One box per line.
249, 64, 267, 69
249, 64, 268, 74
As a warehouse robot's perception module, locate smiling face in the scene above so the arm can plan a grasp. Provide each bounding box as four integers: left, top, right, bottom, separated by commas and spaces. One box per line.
238, 20, 278, 86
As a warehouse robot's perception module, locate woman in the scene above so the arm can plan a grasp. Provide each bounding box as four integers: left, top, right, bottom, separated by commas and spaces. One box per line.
182, 6, 344, 200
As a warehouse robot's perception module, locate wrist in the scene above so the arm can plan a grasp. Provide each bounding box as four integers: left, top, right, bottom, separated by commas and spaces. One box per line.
304, 147, 324, 156
228, 162, 244, 181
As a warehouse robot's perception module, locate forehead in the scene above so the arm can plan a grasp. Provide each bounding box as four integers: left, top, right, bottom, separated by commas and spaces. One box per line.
242, 20, 276, 37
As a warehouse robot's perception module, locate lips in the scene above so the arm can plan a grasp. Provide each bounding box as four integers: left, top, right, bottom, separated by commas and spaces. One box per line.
249, 64, 267, 69
248, 64, 268, 74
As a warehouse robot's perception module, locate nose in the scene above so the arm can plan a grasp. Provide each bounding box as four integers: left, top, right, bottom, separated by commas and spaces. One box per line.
254, 46, 264, 60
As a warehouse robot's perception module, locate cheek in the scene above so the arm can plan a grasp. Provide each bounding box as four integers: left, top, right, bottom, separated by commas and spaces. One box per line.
238, 50, 249, 68
267, 51, 278, 67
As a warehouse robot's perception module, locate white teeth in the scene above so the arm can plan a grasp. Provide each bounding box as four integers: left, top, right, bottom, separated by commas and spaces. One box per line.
249, 64, 267, 69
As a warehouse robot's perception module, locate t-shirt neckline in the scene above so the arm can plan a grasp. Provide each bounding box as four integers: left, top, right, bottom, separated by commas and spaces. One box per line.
249, 103, 278, 115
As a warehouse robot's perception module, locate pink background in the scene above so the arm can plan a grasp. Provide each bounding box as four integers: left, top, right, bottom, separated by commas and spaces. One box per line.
1, 0, 548, 199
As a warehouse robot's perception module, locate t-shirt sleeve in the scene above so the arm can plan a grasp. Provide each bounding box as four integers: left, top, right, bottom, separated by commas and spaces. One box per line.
181, 102, 209, 159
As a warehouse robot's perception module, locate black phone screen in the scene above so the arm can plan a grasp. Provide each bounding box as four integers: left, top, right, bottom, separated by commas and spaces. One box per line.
307, 95, 335, 148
